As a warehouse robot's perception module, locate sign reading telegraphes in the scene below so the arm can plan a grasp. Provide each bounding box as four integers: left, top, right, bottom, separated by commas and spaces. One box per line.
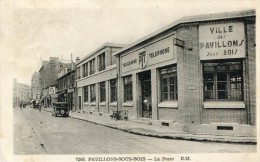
199, 22, 245, 60
121, 36, 175, 73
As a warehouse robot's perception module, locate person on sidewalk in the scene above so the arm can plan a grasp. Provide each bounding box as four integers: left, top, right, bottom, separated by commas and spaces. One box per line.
20, 103, 23, 111
38, 102, 42, 112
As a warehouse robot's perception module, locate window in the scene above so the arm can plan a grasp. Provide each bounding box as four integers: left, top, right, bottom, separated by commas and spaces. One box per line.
77, 67, 81, 79
111, 53, 116, 65
89, 58, 95, 75
82, 64, 85, 77
84, 86, 88, 102
98, 53, 105, 71
160, 65, 178, 101
100, 82, 106, 102
110, 79, 117, 102
68, 77, 71, 87
123, 76, 133, 101
83, 63, 88, 77
90, 84, 96, 102
203, 60, 243, 100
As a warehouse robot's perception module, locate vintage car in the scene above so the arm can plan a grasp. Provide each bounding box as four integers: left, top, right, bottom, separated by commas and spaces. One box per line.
52, 102, 69, 117
32, 100, 39, 109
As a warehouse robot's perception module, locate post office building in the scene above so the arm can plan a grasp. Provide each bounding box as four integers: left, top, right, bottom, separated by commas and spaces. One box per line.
75, 43, 125, 114
113, 10, 256, 136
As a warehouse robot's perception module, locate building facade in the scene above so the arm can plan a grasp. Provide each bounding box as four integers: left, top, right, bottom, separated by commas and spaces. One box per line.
39, 57, 61, 107
113, 10, 256, 136
75, 43, 125, 114
31, 72, 41, 99
13, 78, 31, 106
75, 10, 255, 136
57, 63, 76, 110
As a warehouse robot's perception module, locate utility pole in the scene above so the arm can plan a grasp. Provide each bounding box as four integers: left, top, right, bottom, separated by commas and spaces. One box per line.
70, 53, 73, 110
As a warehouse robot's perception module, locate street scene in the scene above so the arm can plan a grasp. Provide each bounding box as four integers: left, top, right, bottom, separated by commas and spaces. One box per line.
1, 1, 257, 162
14, 106, 256, 154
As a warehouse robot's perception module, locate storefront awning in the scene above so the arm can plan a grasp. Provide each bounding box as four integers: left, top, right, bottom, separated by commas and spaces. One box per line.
57, 89, 67, 95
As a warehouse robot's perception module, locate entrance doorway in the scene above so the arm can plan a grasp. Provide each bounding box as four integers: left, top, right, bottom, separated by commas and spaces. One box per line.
139, 70, 152, 118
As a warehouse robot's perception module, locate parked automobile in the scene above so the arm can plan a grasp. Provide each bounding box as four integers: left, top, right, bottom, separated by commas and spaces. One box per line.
52, 102, 69, 117
32, 100, 39, 109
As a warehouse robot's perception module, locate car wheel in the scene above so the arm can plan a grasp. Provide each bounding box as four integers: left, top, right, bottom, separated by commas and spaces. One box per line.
60, 109, 65, 115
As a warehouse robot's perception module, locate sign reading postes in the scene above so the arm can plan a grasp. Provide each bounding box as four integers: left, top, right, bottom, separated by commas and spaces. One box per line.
121, 36, 175, 73
199, 22, 245, 60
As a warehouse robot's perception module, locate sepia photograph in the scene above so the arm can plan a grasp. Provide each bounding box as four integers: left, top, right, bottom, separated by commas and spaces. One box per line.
0, 0, 258, 162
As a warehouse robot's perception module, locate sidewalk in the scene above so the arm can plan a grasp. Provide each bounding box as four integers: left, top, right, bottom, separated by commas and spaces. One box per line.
43, 107, 256, 144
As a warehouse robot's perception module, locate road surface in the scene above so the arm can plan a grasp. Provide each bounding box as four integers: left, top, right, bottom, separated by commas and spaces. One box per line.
14, 107, 256, 154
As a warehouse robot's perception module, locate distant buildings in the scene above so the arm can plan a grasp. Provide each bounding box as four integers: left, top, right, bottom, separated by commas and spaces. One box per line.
13, 79, 31, 106
31, 72, 41, 99
39, 57, 61, 107
38, 57, 75, 107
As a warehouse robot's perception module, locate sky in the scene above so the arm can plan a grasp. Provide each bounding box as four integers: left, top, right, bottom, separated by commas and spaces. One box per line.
0, 0, 257, 86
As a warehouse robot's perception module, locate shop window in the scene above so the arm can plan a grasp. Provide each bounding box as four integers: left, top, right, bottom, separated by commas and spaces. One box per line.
89, 58, 95, 75
98, 53, 105, 71
123, 76, 133, 101
90, 84, 96, 102
83, 86, 88, 102
203, 60, 243, 101
160, 65, 178, 101
100, 82, 106, 102
110, 79, 117, 102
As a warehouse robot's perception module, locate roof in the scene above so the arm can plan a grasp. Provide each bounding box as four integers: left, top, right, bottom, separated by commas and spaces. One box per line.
57, 69, 75, 80
113, 9, 255, 56
39, 61, 49, 72
60, 62, 73, 69
76, 42, 126, 65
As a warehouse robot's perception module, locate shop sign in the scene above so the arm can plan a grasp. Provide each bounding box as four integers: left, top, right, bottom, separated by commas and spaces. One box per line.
121, 36, 175, 73
68, 88, 74, 93
199, 22, 245, 60
49, 86, 56, 94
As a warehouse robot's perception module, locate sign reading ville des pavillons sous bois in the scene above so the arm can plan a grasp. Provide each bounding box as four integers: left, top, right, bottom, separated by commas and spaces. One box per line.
199, 22, 246, 60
